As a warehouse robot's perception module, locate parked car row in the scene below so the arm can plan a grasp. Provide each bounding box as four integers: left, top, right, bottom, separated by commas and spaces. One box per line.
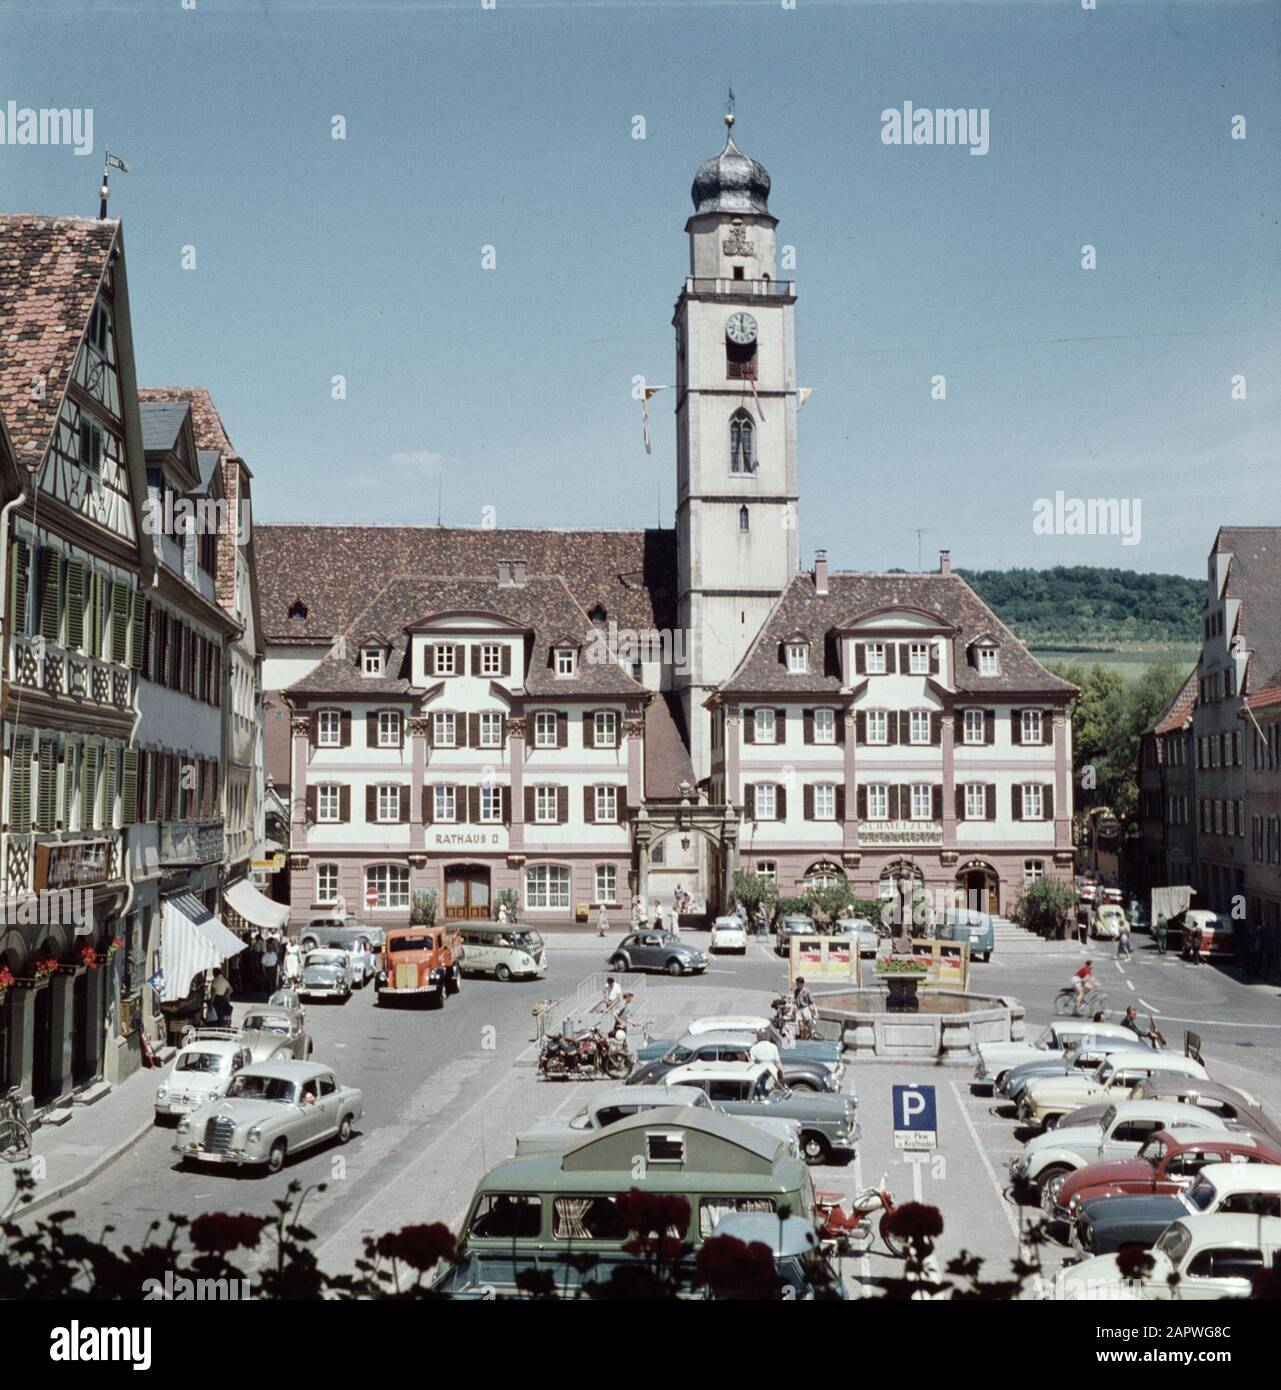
975, 1018, 1281, 1299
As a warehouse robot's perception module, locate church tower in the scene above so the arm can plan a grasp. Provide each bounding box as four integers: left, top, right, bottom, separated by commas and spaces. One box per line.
674, 114, 800, 786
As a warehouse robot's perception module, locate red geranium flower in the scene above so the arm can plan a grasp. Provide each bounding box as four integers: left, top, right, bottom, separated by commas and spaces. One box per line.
883, 1201, 945, 1247
618, 1188, 690, 1239
695, 1234, 780, 1299
189, 1212, 268, 1255
373, 1223, 456, 1272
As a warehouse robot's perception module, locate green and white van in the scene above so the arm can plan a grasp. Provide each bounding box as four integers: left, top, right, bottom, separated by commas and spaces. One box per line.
458, 921, 548, 981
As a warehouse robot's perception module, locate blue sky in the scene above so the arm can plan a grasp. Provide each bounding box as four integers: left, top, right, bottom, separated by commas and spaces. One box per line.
2, 0, 1278, 578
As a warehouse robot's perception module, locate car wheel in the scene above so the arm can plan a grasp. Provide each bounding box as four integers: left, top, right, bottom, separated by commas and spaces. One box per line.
431, 986, 447, 1009
608, 955, 628, 971
267, 1140, 287, 1175
801, 1132, 830, 1165
1043, 1113, 1061, 1132
1036, 1162, 1072, 1195
665, 959, 684, 976
495, 963, 511, 982
789, 1080, 819, 1093
337, 1114, 354, 1144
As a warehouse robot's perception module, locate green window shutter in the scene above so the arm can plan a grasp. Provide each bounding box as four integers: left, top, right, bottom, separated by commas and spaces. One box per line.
105, 746, 120, 826
65, 558, 85, 650
8, 539, 30, 636
38, 548, 62, 643
110, 581, 128, 664
121, 748, 138, 827
62, 743, 78, 832
36, 739, 57, 833
8, 733, 32, 830
82, 745, 99, 830
84, 572, 100, 658
128, 587, 144, 669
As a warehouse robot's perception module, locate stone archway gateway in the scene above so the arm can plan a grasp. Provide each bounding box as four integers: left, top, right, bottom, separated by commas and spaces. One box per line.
443, 863, 492, 920
956, 860, 1000, 916
632, 800, 739, 918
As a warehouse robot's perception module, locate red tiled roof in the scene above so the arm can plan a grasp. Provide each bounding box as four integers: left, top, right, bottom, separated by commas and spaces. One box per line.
645, 690, 695, 800
1150, 667, 1199, 735
283, 574, 645, 699
137, 386, 237, 458
717, 570, 1076, 697
0, 214, 118, 469
256, 525, 676, 647
1215, 527, 1281, 695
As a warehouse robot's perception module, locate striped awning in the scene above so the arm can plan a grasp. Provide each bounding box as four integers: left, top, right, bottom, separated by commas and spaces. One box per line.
224, 877, 291, 932
159, 893, 246, 1003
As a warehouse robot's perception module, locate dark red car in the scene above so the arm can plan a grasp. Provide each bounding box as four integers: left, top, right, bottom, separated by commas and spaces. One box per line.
1053, 1128, 1281, 1224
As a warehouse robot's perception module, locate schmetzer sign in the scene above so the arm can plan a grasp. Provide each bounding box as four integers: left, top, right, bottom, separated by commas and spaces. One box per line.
858, 821, 942, 846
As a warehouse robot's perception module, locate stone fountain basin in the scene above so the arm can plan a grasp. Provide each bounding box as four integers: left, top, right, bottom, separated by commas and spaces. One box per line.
816, 988, 1025, 1061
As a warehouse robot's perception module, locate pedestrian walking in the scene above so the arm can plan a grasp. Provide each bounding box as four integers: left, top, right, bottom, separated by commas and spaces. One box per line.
283, 937, 301, 987
209, 967, 233, 1026
597, 904, 610, 938
1117, 918, 1132, 960
1154, 913, 1168, 955
262, 933, 280, 993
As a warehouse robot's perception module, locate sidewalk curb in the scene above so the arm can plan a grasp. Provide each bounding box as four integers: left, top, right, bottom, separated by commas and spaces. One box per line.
7, 1112, 156, 1222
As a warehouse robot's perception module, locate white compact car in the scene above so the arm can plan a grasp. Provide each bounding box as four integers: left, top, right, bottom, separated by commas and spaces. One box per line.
710, 916, 748, 954
155, 1038, 252, 1122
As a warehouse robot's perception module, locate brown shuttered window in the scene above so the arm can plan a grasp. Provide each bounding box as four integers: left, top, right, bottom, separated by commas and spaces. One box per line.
955, 786, 966, 820
774, 708, 787, 739
556, 713, 569, 750
884, 644, 897, 674
500, 645, 512, 677
305, 786, 317, 823
802, 710, 814, 745
985, 784, 997, 821
929, 645, 940, 675
887, 785, 901, 820
856, 785, 867, 820
834, 787, 845, 821
366, 711, 378, 746
856, 711, 866, 744
1011, 785, 1023, 821
365, 785, 377, 822
775, 785, 787, 820
984, 710, 995, 745
932, 785, 943, 821
1011, 710, 1023, 745
1044, 786, 1055, 820
557, 785, 569, 824
340, 709, 352, 747
855, 644, 866, 675
339, 784, 351, 823
744, 710, 756, 744
803, 784, 814, 820
744, 783, 756, 819
468, 713, 481, 749
583, 785, 595, 824
524, 787, 536, 823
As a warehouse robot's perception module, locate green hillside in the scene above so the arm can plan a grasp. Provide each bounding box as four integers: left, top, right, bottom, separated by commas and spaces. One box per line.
957, 566, 1202, 650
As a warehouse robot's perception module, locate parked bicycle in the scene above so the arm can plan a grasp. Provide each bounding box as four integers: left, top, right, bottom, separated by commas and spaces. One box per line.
1, 1086, 32, 1164
1053, 984, 1106, 1018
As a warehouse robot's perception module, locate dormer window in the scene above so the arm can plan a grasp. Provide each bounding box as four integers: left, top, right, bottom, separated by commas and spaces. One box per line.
976, 646, 999, 677
362, 647, 384, 677
554, 647, 576, 678
786, 643, 808, 674
288, 598, 308, 620
864, 642, 887, 675
434, 645, 456, 677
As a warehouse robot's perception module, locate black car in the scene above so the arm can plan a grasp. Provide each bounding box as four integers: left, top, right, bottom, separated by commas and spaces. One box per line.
1073, 1193, 1188, 1256
626, 1031, 840, 1093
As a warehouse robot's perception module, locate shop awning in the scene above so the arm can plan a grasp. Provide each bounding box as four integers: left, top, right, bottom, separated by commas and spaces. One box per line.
224, 877, 292, 932
159, 893, 246, 1003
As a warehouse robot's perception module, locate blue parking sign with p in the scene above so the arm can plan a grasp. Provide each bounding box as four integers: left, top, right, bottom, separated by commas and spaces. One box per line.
892, 1084, 937, 1151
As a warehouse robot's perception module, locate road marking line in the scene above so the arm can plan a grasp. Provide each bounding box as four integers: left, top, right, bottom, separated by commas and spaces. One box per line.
948, 1079, 1022, 1245
1141, 1014, 1281, 1030
1139, 998, 1160, 1013
1126, 979, 1135, 992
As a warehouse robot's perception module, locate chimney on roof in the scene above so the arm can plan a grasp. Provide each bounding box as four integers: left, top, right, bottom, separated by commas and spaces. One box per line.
814, 549, 829, 596
939, 549, 952, 576
498, 559, 528, 589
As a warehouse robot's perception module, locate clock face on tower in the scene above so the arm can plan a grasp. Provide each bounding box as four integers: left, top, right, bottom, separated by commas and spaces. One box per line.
725, 312, 758, 346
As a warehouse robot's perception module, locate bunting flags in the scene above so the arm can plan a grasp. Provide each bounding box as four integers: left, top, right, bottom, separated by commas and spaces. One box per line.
640, 384, 670, 454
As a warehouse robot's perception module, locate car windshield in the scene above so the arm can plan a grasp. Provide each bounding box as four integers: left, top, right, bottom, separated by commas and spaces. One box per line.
176, 1051, 228, 1075
244, 1014, 291, 1035
1138, 1137, 1167, 1166
1092, 1060, 1116, 1083
387, 937, 428, 953
226, 1075, 298, 1103
755, 1074, 788, 1101
1188, 1177, 1217, 1213
1034, 1026, 1056, 1049
1154, 1222, 1191, 1264
665, 1046, 695, 1064
307, 951, 344, 966
505, 931, 541, 949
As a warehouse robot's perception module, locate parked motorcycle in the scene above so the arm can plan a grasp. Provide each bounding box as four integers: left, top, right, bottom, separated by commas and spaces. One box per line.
537, 1026, 633, 1080
815, 1176, 908, 1258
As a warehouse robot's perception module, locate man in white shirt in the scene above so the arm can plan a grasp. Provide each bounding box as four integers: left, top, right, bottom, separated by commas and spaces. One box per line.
748, 1029, 784, 1086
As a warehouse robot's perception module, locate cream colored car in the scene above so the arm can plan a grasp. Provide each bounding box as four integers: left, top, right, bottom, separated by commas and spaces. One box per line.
1019, 1053, 1209, 1130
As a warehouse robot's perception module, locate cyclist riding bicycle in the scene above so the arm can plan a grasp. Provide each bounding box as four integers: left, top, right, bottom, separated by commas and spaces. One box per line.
1070, 959, 1098, 1011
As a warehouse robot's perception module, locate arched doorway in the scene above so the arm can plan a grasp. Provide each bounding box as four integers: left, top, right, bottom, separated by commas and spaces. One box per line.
646, 831, 721, 915
72, 968, 95, 1085
956, 861, 1000, 916
801, 861, 846, 892
31, 981, 54, 1106
444, 863, 492, 920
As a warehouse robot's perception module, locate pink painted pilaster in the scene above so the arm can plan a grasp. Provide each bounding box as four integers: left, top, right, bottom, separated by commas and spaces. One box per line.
842, 706, 859, 851
508, 714, 526, 853
725, 705, 741, 809
941, 705, 957, 849
1054, 708, 1072, 850
290, 715, 309, 845
409, 715, 427, 851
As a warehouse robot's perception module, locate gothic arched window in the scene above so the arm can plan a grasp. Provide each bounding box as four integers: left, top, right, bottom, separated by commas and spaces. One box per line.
739, 505, 750, 533
729, 410, 755, 474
